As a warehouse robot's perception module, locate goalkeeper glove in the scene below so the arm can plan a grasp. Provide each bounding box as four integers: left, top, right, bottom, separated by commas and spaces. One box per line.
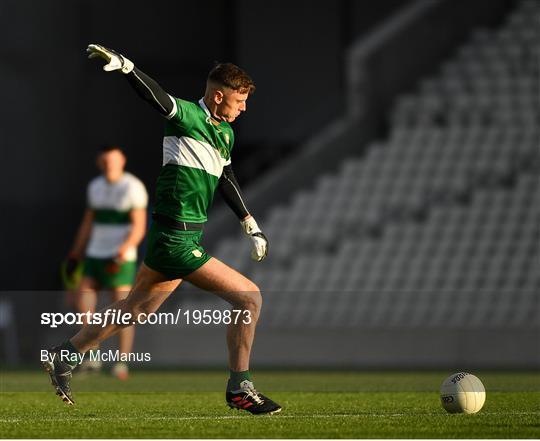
64, 256, 80, 277
241, 216, 268, 262
86, 44, 134, 74
60, 255, 83, 290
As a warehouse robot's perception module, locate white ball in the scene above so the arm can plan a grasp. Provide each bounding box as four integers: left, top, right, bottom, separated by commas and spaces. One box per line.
440, 372, 486, 414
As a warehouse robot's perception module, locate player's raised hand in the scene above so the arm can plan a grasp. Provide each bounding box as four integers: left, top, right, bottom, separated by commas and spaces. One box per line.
86, 44, 134, 74
241, 216, 268, 262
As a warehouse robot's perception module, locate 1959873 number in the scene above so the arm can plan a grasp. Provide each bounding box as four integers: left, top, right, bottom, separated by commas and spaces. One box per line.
183, 309, 252, 325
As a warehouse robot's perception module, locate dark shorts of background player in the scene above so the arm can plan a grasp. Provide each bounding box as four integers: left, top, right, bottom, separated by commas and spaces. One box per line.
83, 257, 137, 288
143, 221, 211, 280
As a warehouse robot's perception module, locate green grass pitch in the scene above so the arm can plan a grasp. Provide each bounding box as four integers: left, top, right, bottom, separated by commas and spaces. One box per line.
1, 370, 538, 438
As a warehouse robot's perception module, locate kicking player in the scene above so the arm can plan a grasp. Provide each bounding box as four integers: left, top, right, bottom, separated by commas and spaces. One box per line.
43, 44, 281, 415
65, 145, 148, 380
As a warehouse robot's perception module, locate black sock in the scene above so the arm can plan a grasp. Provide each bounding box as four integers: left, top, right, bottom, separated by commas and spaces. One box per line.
58, 340, 82, 368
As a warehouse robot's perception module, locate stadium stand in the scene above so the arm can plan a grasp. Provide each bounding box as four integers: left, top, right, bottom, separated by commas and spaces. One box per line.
211, 0, 540, 328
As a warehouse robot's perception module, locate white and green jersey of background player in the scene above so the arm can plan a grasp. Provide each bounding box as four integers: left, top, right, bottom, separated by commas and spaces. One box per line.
158, 98, 234, 223
87, 172, 148, 261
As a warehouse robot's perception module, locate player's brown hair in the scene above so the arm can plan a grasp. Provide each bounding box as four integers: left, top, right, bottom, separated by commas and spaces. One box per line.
207, 62, 255, 95
98, 144, 124, 154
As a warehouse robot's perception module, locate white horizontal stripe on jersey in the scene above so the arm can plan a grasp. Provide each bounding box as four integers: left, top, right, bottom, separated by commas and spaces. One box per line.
163, 136, 229, 177
86, 224, 137, 261
88, 172, 148, 211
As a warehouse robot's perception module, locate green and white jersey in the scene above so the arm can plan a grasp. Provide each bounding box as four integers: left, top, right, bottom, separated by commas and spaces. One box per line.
86, 172, 148, 261
155, 98, 234, 223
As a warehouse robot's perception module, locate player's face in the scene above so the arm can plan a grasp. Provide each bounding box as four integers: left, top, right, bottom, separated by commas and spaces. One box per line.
97, 149, 126, 182
215, 89, 249, 123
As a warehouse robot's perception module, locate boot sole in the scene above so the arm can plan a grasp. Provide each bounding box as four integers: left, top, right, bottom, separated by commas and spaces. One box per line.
41, 361, 75, 405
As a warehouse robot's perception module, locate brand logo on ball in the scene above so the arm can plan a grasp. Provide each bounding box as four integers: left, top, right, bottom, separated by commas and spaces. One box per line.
441, 395, 454, 403
451, 372, 469, 384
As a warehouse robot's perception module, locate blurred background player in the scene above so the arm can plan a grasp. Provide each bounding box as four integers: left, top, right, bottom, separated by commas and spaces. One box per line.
64, 145, 148, 380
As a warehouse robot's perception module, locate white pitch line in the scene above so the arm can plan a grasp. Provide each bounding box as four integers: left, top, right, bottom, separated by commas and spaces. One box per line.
1, 411, 539, 423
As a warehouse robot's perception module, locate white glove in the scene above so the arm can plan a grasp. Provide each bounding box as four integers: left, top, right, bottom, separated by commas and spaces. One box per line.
241, 216, 268, 262
87, 44, 134, 74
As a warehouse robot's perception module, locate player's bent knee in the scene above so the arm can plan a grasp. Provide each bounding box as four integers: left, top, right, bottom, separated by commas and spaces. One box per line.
239, 289, 262, 319
240, 278, 260, 295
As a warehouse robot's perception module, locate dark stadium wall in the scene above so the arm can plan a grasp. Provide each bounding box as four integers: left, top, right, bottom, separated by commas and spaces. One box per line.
235, 0, 408, 146
1, 1, 232, 291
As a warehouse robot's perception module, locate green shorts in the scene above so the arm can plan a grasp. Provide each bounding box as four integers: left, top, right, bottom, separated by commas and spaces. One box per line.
143, 222, 211, 280
83, 257, 137, 288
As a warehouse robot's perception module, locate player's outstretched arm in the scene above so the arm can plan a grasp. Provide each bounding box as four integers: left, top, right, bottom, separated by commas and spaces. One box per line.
219, 165, 250, 220
219, 165, 268, 262
86, 44, 177, 118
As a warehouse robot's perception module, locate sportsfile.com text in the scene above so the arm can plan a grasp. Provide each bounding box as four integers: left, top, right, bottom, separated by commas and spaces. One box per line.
41, 309, 252, 328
